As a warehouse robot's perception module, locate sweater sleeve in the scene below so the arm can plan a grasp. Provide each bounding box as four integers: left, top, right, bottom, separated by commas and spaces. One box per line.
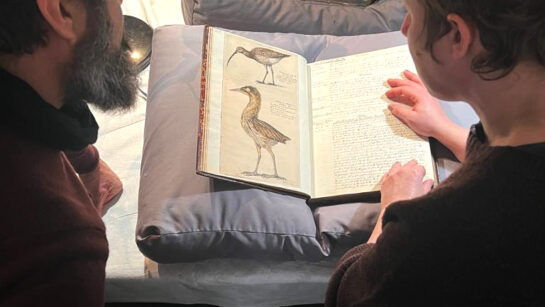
325, 243, 375, 306
1, 228, 108, 307
1, 133, 108, 306
325, 210, 418, 306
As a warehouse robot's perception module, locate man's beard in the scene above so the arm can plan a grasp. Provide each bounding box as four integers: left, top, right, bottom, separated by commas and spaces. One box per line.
63, 5, 138, 112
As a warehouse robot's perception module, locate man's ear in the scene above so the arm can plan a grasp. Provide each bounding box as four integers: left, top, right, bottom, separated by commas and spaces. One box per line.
35, 0, 86, 45
445, 14, 475, 60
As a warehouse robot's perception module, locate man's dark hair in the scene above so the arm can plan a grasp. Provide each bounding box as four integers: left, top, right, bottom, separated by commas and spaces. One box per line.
0, 0, 100, 55
422, 0, 545, 79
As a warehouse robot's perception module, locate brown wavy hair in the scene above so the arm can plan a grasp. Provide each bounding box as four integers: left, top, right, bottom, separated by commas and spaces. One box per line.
421, 0, 545, 79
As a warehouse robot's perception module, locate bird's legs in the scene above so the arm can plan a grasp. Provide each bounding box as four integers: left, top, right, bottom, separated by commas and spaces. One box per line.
243, 144, 261, 176
254, 145, 262, 174
265, 147, 285, 179
270, 149, 278, 177
270, 65, 275, 85
260, 65, 269, 84
258, 65, 278, 86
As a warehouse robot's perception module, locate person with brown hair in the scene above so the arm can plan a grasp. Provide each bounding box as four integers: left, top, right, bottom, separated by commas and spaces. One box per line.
0, 0, 137, 305
326, 0, 545, 305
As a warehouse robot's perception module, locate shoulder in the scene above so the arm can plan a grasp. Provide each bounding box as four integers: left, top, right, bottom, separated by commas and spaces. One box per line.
1, 129, 65, 175
1, 130, 82, 208
0, 130, 105, 235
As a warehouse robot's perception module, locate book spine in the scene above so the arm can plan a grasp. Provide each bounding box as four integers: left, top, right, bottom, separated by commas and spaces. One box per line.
197, 25, 211, 172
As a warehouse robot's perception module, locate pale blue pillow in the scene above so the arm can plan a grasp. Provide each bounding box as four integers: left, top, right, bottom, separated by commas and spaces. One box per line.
181, 0, 405, 36
136, 26, 404, 263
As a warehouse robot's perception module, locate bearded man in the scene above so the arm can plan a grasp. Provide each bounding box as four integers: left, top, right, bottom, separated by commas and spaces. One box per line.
0, 0, 138, 305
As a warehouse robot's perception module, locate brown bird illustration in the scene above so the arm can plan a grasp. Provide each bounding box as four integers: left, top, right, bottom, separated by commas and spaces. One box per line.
230, 86, 290, 179
226, 47, 290, 85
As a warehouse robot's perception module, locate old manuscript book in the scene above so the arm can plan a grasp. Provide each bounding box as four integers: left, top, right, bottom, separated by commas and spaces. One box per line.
197, 27, 436, 204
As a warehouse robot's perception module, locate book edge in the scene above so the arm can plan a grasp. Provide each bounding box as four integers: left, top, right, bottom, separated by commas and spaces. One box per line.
196, 25, 211, 173
197, 170, 311, 200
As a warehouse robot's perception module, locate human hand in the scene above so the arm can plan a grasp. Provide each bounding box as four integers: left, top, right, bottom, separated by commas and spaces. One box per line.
379, 160, 434, 209
367, 160, 434, 243
385, 70, 450, 139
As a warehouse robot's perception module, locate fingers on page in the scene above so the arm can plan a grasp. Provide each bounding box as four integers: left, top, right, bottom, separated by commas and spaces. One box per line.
381, 161, 401, 185
386, 91, 413, 105
385, 86, 419, 105
405, 159, 418, 166
390, 161, 402, 174
423, 179, 434, 192
388, 78, 418, 88
414, 164, 426, 178
403, 70, 424, 85
388, 103, 415, 123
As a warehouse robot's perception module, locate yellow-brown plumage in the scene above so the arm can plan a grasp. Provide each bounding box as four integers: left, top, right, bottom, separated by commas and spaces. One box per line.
230, 86, 290, 178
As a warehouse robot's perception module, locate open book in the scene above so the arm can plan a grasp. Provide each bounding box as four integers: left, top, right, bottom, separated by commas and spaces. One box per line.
197, 27, 436, 204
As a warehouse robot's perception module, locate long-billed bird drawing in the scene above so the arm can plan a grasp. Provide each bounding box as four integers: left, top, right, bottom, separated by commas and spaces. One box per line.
230, 86, 290, 179
226, 47, 290, 86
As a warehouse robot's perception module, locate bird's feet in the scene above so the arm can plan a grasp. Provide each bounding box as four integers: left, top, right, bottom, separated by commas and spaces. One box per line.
261, 174, 286, 180
242, 171, 286, 181
256, 80, 281, 87
242, 171, 260, 176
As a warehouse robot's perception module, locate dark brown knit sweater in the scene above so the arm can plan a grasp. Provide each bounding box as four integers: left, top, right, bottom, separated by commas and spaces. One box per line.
0, 68, 108, 306
326, 123, 545, 306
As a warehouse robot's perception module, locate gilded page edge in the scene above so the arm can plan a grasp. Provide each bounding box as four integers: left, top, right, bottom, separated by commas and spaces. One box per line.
202, 27, 226, 174
197, 26, 212, 172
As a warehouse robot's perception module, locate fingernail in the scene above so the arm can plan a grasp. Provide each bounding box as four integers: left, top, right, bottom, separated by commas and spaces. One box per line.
388, 104, 393, 111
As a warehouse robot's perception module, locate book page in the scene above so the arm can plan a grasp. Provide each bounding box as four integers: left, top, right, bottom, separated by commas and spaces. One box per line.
309, 45, 435, 198
202, 28, 313, 194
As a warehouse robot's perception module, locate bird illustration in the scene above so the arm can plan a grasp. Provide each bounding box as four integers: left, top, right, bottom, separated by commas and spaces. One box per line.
230, 86, 290, 179
226, 47, 290, 86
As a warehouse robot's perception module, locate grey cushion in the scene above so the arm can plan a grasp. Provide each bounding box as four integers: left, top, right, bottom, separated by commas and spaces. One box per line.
136, 25, 478, 263
181, 0, 406, 36
137, 26, 421, 263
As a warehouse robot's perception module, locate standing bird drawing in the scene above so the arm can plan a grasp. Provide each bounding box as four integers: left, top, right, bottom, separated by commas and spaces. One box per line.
230, 86, 290, 179
226, 47, 290, 86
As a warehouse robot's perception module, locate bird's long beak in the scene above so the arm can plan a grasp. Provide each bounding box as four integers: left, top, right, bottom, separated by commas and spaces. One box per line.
230, 88, 243, 93
226, 51, 238, 67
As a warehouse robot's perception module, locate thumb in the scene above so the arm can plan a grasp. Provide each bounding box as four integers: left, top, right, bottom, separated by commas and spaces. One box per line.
388, 103, 415, 123
422, 179, 434, 193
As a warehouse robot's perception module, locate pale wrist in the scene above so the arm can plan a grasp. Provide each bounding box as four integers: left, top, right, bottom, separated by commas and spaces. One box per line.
429, 116, 453, 141
434, 120, 469, 161
368, 207, 386, 243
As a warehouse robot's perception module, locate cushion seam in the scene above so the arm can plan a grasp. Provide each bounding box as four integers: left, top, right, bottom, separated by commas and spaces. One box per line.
139, 229, 319, 238
321, 231, 354, 235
